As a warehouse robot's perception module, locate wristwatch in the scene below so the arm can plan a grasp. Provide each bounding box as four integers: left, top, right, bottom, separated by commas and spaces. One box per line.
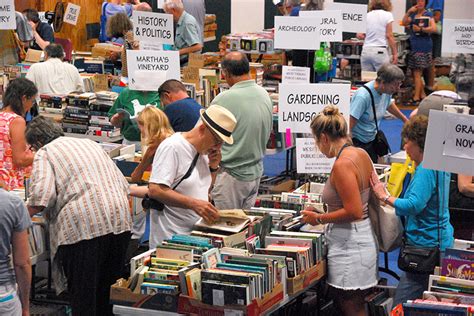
383, 194, 391, 203
209, 165, 220, 173
315, 216, 324, 225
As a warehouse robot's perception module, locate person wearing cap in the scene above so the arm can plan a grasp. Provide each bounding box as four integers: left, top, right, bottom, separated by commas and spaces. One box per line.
210, 52, 273, 210
130, 105, 237, 248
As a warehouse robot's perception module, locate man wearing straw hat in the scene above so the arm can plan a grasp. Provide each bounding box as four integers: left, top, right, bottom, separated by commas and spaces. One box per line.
131, 105, 237, 248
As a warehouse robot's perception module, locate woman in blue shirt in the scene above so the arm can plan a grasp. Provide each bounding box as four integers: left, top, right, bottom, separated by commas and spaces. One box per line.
371, 115, 454, 306
402, 0, 437, 105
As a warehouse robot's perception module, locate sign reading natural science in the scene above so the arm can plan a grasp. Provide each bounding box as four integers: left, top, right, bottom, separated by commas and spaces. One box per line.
278, 83, 350, 134
127, 50, 180, 91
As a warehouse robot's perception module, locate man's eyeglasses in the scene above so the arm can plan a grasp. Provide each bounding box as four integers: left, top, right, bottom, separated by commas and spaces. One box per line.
206, 124, 223, 145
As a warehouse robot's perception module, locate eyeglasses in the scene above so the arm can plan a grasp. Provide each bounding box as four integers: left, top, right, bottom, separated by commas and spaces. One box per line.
206, 124, 223, 145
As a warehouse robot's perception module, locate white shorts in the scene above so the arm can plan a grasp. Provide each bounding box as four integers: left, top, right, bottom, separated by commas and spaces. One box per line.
0, 282, 21, 316
361, 46, 390, 72
326, 218, 379, 290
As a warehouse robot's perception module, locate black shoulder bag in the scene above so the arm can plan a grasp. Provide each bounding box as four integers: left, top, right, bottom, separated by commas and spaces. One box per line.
362, 85, 391, 157
398, 171, 441, 274
142, 153, 200, 211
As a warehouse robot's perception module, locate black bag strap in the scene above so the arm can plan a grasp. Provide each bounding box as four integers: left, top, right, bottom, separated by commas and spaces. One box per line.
400, 170, 441, 249
362, 85, 379, 133
172, 153, 200, 190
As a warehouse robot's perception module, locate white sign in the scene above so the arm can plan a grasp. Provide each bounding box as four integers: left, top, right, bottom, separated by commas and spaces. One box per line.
278, 83, 351, 134
442, 19, 474, 55
63, 3, 80, 26
132, 11, 174, 45
443, 114, 474, 159
424, 111, 474, 176
274, 16, 321, 50
0, 0, 16, 30
326, 3, 367, 34
298, 10, 343, 43
296, 138, 335, 173
282, 66, 310, 84
231, 0, 265, 34
127, 50, 180, 91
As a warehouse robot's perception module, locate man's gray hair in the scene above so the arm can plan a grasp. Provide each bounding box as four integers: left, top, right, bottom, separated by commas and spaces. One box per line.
287, 0, 301, 6
376, 63, 405, 84
26, 116, 64, 151
163, 0, 184, 10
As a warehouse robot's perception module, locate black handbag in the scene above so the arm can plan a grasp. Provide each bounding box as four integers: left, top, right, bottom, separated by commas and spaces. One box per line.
142, 153, 199, 211
398, 172, 441, 274
362, 85, 391, 157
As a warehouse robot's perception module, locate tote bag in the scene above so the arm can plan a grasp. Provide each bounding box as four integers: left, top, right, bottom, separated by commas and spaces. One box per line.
387, 157, 415, 198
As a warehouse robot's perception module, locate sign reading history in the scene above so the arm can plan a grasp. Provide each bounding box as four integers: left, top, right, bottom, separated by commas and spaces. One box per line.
132, 11, 174, 45
298, 10, 343, 43
278, 83, 350, 134
127, 50, 180, 91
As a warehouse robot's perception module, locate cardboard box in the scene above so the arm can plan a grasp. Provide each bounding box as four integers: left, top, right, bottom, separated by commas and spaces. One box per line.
286, 260, 326, 295
178, 282, 284, 316
110, 278, 180, 312
271, 180, 296, 194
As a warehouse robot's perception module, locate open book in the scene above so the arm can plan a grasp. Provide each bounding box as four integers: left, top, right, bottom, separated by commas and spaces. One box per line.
195, 209, 256, 233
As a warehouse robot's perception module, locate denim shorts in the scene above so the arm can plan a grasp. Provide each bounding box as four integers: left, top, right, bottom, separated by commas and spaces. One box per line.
326, 218, 379, 290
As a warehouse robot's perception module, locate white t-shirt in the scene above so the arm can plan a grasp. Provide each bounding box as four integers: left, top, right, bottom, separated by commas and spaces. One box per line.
149, 133, 211, 248
364, 10, 394, 47
25, 58, 84, 95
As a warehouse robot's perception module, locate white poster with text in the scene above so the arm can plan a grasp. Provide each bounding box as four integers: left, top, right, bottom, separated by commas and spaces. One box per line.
127, 50, 180, 91
282, 66, 310, 84
442, 114, 474, 159
0, 0, 16, 30
132, 11, 173, 45
296, 138, 335, 174
274, 16, 321, 50
298, 10, 343, 43
64, 3, 81, 26
424, 111, 474, 176
325, 3, 367, 33
442, 19, 474, 54
278, 83, 350, 134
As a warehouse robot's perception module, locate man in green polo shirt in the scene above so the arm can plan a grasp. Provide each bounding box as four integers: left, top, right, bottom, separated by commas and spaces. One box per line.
163, 0, 203, 65
210, 52, 273, 210
109, 87, 161, 149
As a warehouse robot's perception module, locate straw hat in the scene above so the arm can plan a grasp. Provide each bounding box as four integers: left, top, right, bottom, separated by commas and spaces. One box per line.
200, 105, 237, 145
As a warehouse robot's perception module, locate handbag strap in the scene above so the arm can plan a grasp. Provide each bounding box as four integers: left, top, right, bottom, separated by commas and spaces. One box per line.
172, 153, 200, 190
400, 170, 441, 249
362, 85, 379, 133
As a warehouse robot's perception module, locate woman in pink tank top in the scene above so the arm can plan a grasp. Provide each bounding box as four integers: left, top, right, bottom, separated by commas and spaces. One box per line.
302, 105, 378, 316
0, 78, 37, 190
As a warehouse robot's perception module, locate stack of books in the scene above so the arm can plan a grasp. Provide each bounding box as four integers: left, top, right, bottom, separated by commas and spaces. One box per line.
38, 93, 67, 121
254, 231, 324, 278
199, 247, 284, 306
62, 92, 96, 134
204, 14, 217, 40
28, 218, 47, 258
128, 249, 200, 297
88, 91, 120, 137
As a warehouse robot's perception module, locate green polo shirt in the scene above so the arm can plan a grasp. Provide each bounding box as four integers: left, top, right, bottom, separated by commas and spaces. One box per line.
108, 88, 161, 141
175, 11, 202, 60
211, 80, 273, 181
